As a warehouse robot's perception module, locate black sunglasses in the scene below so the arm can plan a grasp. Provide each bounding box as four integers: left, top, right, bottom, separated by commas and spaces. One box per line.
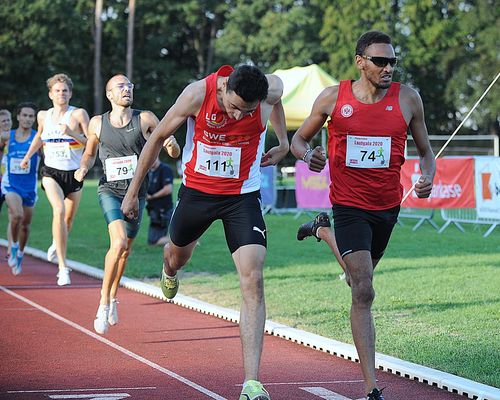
361, 55, 398, 67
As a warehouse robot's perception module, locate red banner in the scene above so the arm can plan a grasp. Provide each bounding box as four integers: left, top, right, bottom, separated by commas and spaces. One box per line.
401, 157, 475, 208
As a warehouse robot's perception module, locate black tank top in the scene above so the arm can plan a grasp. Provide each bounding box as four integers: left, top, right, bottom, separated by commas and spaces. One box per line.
98, 109, 148, 198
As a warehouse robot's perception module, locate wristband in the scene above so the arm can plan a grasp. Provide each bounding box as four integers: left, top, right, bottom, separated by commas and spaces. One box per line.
302, 148, 313, 162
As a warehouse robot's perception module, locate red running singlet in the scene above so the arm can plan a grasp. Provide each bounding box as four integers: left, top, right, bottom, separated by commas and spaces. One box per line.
181, 65, 267, 195
327, 80, 408, 210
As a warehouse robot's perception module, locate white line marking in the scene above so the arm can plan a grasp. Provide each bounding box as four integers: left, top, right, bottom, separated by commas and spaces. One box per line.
7, 387, 156, 394
49, 395, 129, 399
248, 380, 364, 387
0, 285, 226, 400
300, 387, 352, 400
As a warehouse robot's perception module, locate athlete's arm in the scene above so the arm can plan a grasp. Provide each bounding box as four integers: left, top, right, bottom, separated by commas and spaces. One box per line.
121, 80, 205, 218
60, 108, 89, 145
140, 110, 160, 140
291, 86, 338, 173
74, 116, 101, 182
261, 75, 289, 166
403, 86, 435, 198
140, 111, 181, 159
20, 110, 45, 168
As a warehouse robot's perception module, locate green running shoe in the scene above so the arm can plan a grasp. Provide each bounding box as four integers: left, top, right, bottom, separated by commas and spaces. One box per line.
160, 268, 179, 299
239, 380, 270, 400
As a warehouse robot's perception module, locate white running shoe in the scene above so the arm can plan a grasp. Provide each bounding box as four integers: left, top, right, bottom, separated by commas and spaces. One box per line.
12, 254, 23, 276
57, 267, 71, 286
108, 298, 119, 326
94, 304, 110, 334
47, 243, 58, 263
8, 246, 18, 268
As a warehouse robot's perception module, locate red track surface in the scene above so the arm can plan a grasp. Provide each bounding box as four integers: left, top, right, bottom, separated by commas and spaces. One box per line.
0, 252, 467, 400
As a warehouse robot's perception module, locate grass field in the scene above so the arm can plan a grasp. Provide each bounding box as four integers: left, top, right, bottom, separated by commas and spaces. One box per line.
1, 180, 499, 388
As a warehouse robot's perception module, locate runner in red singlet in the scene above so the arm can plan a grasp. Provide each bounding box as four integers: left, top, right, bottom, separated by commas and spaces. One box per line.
291, 31, 435, 400
121, 65, 288, 400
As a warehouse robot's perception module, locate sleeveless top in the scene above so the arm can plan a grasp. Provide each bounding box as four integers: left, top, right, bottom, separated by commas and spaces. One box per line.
1, 129, 39, 194
41, 106, 84, 170
327, 80, 408, 210
182, 65, 267, 195
98, 109, 148, 198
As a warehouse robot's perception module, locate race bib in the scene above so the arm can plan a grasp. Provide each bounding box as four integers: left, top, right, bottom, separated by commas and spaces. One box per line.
44, 142, 71, 161
346, 135, 391, 168
105, 155, 137, 182
10, 158, 30, 174
195, 142, 241, 179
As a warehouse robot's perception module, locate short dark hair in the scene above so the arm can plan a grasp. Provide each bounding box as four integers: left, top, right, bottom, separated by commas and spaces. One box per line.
355, 31, 392, 55
227, 65, 268, 103
15, 102, 37, 116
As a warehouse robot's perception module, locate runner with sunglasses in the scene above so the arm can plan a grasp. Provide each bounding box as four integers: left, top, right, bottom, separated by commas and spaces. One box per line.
291, 30, 435, 400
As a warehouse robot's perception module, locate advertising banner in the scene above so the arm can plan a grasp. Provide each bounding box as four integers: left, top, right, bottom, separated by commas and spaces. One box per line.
295, 161, 331, 209
260, 165, 276, 208
474, 157, 500, 219
401, 157, 475, 208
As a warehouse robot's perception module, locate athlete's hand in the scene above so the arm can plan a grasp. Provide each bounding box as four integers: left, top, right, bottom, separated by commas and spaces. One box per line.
163, 136, 181, 159
121, 192, 140, 219
305, 146, 327, 173
260, 143, 289, 167
19, 157, 29, 169
74, 168, 88, 182
414, 175, 433, 198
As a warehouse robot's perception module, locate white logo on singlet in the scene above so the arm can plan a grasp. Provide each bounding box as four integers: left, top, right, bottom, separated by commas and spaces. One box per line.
385, 105, 393, 111
341, 104, 353, 118
253, 226, 266, 239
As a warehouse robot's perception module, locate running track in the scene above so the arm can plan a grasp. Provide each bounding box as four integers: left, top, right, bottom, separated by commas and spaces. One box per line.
0, 252, 471, 400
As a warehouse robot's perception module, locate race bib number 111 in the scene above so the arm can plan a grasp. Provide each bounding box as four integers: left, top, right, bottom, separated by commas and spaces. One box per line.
195, 142, 241, 179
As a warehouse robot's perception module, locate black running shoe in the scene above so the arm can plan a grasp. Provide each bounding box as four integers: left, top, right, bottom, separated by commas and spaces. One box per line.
296, 212, 331, 242
367, 388, 385, 400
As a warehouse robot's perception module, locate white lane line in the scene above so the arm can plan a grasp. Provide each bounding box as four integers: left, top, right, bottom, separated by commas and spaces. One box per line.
7, 387, 156, 394
0, 285, 227, 400
49, 395, 129, 399
252, 380, 364, 386
300, 387, 352, 400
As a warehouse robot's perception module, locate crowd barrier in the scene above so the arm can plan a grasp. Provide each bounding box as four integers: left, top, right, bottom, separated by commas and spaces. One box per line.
260, 156, 500, 236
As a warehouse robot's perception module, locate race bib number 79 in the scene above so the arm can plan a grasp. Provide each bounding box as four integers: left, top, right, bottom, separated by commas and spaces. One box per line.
105, 155, 137, 182
346, 135, 391, 168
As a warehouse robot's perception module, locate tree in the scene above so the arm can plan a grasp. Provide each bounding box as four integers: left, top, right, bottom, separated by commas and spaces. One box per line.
215, 0, 327, 72
0, 0, 95, 113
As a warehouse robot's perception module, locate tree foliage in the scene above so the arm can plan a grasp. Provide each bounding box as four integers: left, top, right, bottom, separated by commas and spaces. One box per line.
0, 0, 497, 138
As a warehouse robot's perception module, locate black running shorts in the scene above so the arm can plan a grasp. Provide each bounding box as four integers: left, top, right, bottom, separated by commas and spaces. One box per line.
170, 184, 267, 254
41, 165, 84, 198
332, 204, 400, 260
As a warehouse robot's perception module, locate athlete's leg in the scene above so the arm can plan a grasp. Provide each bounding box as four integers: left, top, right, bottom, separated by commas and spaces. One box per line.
232, 244, 267, 382
109, 237, 134, 300
18, 205, 34, 251
162, 240, 197, 276
6, 222, 12, 258
4, 192, 23, 244
101, 219, 128, 306
316, 226, 350, 285
343, 250, 377, 395
64, 190, 83, 233
42, 177, 68, 270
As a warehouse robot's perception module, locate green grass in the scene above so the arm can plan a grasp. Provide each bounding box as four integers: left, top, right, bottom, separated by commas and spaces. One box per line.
2, 180, 499, 388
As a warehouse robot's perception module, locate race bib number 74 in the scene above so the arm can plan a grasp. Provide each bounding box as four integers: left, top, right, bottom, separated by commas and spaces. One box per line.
346, 135, 391, 168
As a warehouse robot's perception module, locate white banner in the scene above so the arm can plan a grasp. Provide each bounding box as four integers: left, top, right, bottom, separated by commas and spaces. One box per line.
474, 156, 500, 219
